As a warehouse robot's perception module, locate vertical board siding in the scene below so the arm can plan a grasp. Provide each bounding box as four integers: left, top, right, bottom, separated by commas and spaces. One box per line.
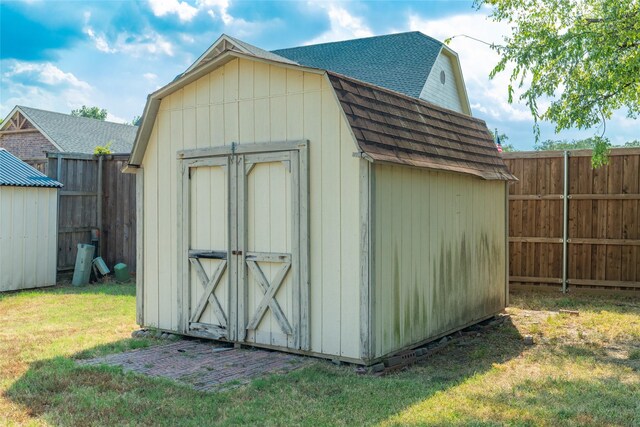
373, 165, 507, 358
142, 58, 361, 358
0, 187, 58, 292
504, 149, 640, 290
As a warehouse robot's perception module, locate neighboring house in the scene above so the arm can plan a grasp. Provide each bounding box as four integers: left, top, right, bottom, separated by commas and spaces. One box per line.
126, 33, 515, 365
0, 148, 62, 292
0, 106, 137, 160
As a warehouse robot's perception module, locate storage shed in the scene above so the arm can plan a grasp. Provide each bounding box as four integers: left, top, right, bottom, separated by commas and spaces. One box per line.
127, 34, 516, 364
0, 148, 62, 292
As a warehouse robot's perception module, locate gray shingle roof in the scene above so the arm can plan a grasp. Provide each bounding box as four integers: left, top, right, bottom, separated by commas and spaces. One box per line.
224, 35, 297, 65
0, 148, 62, 188
272, 32, 443, 99
18, 106, 137, 154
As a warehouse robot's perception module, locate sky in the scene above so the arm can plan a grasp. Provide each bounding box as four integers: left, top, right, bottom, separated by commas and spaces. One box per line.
1, 0, 637, 150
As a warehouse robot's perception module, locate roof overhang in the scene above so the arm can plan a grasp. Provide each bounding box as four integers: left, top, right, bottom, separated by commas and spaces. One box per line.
128, 50, 324, 166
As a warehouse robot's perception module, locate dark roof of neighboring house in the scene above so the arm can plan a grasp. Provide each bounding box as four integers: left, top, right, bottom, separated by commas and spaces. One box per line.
15, 106, 137, 154
0, 148, 62, 188
327, 72, 516, 181
273, 32, 443, 99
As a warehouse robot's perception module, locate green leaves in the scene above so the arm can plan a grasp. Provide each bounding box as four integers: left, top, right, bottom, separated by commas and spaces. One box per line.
478, 0, 640, 167
71, 105, 108, 121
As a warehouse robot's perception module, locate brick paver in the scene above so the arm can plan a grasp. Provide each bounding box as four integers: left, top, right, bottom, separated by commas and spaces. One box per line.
77, 339, 313, 391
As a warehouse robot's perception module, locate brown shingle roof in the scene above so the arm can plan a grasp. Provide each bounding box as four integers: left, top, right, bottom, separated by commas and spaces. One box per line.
328, 72, 516, 181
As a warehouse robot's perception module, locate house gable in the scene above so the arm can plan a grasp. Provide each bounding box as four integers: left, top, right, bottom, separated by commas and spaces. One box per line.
0, 107, 61, 159
184, 34, 297, 75
419, 48, 471, 115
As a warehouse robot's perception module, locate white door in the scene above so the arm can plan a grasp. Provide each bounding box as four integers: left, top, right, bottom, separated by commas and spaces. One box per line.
238, 151, 299, 348
181, 142, 309, 350
185, 156, 231, 339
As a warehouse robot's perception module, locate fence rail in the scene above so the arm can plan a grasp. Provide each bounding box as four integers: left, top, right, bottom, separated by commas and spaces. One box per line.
26, 153, 136, 273
503, 148, 640, 292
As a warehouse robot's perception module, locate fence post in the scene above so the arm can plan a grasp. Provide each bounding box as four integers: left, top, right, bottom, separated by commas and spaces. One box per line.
97, 155, 103, 257
562, 150, 569, 294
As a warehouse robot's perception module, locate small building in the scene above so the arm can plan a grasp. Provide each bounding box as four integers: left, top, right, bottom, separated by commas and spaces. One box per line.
0, 106, 137, 161
126, 33, 516, 364
0, 148, 62, 292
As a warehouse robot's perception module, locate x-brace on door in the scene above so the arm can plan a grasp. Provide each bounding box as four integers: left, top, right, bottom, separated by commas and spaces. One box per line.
179, 141, 309, 351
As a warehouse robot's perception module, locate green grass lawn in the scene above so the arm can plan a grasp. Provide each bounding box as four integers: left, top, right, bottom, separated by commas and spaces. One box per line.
1, 284, 639, 426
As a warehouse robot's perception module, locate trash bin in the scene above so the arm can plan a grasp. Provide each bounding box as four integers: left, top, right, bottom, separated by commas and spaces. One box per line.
72, 244, 95, 286
114, 263, 130, 282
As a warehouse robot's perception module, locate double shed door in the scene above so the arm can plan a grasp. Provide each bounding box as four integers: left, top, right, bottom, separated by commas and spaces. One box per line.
181, 142, 309, 351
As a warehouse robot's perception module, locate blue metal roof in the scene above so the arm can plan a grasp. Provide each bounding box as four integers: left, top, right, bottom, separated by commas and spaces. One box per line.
0, 149, 62, 188
272, 32, 443, 98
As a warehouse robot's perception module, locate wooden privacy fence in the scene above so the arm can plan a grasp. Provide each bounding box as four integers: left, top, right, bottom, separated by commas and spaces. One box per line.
26, 153, 136, 273
503, 148, 640, 292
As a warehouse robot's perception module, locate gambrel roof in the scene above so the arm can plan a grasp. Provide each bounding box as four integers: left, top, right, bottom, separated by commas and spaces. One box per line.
0, 148, 62, 188
328, 73, 515, 180
0, 106, 137, 154
129, 37, 513, 180
273, 32, 443, 100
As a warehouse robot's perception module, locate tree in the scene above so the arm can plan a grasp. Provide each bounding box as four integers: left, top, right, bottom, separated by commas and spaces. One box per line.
477, 0, 640, 165
535, 138, 597, 151
535, 137, 640, 152
71, 105, 107, 121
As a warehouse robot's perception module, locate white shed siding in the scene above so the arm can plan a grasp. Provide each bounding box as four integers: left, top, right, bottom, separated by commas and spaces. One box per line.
419, 53, 464, 114
372, 165, 507, 358
0, 186, 57, 291
141, 58, 362, 359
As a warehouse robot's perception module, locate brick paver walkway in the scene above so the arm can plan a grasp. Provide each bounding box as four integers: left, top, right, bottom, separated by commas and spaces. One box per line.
77, 339, 313, 391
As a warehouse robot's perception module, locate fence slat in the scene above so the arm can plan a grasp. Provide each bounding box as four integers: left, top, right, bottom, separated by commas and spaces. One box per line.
39, 154, 136, 273
507, 148, 640, 292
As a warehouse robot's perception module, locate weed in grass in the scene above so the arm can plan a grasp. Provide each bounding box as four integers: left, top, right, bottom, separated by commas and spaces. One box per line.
630, 349, 640, 360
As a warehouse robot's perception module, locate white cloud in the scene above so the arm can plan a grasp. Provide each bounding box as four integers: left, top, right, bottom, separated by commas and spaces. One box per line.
408, 12, 532, 123
84, 27, 117, 53
198, 0, 233, 25
0, 61, 94, 117
143, 72, 158, 81
83, 23, 174, 57
4, 62, 92, 90
118, 33, 174, 56
149, 0, 198, 22
305, 3, 373, 44
106, 112, 128, 124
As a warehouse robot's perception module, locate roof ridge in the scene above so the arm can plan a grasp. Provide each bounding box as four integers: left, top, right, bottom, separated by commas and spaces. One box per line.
272, 31, 435, 51
18, 106, 137, 128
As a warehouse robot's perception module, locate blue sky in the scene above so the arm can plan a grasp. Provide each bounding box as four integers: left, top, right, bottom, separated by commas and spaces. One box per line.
1, 0, 637, 150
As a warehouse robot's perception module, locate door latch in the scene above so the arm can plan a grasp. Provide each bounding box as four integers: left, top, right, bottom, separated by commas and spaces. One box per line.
231, 250, 243, 256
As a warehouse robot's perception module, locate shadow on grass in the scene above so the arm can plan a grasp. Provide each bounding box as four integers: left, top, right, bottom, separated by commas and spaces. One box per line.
5, 319, 528, 426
